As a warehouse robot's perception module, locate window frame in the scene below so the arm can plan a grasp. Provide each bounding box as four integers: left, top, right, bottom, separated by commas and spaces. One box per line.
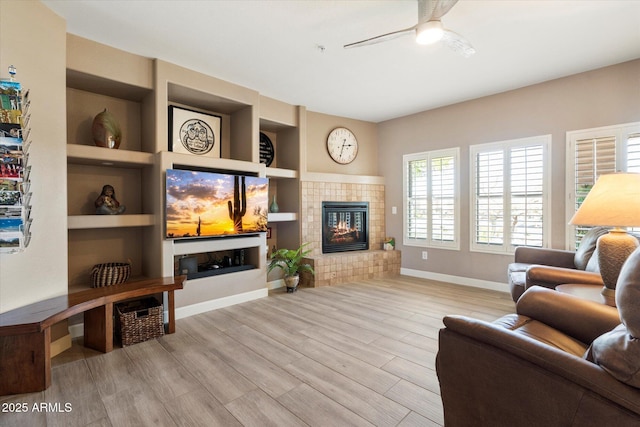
470, 135, 551, 255
403, 147, 460, 250
565, 122, 640, 249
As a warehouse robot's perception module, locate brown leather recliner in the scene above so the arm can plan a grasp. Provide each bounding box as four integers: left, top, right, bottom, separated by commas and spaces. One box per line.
437, 247, 640, 426
507, 227, 608, 301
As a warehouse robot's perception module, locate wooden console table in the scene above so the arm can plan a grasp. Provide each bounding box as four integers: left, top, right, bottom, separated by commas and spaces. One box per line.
0, 275, 185, 396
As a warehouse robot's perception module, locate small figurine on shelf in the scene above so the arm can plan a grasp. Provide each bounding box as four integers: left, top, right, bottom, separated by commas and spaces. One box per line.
95, 184, 126, 215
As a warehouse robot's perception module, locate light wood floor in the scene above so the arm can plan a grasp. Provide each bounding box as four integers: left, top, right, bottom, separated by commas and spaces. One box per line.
0, 275, 514, 427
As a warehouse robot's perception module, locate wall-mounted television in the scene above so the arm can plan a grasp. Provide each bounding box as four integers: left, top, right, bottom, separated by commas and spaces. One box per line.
166, 168, 268, 239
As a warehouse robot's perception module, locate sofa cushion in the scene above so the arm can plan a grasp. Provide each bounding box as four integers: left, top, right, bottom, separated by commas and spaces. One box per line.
575, 227, 609, 270
587, 247, 640, 388
587, 324, 640, 388
508, 262, 530, 274
508, 271, 526, 301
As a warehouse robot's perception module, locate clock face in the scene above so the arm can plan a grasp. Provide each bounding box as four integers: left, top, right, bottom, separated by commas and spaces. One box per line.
327, 127, 358, 164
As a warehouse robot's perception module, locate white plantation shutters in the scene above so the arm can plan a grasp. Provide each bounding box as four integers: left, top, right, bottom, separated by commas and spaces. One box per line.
403, 148, 459, 249
628, 133, 640, 171
474, 150, 504, 246
405, 156, 428, 241
510, 145, 544, 247
567, 123, 640, 248
431, 155, 456, 243
471, 135, 550, 253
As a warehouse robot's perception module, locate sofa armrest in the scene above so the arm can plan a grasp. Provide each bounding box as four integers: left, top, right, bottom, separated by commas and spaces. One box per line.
514, 246, 576, 268
516, 286, 619, 344
525, 265, 604, 290
437, 316, 640, 424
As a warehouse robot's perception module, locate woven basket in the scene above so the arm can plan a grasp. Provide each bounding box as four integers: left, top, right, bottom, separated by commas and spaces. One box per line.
90, 262, 130, 288
115, 297, 164, 347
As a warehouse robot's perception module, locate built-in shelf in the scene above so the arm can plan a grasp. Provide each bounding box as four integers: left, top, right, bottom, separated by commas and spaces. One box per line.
266, 167, 297, 179
67, 144, 154, 168
184, 264, 256, 280
161, 151, 265, 176
268, 212, 298, 222
68, 214, 155, 229
171, 234, 264, 257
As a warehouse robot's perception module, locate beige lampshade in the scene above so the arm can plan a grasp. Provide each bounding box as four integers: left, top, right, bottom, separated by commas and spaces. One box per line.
570, 173, 640, 227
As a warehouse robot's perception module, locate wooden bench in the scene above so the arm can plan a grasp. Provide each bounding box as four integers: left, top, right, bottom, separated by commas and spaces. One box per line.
0, 275, 185, 396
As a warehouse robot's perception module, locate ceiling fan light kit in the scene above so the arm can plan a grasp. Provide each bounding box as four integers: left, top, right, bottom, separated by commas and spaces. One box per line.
344, 0, 474, 57
415, 20, 444, 45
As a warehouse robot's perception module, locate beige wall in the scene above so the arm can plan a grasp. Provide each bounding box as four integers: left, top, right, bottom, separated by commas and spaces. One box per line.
379, 59, 640, 286
305, 111, 378, 176
0, 0, 68, 312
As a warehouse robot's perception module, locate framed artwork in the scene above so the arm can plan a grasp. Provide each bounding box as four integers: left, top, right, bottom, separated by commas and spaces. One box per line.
266, 226, 272, 239
169, 106, 221, 158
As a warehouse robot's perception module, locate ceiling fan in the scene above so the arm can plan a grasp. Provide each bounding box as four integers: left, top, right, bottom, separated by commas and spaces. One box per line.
344, 0, 475, 57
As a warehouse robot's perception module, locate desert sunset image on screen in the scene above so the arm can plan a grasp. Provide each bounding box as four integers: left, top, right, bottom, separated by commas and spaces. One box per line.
166, 169, 268, 238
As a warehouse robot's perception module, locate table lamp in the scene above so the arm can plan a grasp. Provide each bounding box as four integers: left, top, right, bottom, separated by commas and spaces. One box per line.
569, 172, 640, 306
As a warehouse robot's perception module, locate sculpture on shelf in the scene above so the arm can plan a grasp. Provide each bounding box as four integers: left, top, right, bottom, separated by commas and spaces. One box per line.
227, 175, 246, 233
92, 108, 122, 149
95, 184, 126, 215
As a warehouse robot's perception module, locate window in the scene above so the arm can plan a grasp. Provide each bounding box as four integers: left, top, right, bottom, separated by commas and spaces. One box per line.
566, 122, 640, 248
470, 135, 550, 254
403, 148, 459, 249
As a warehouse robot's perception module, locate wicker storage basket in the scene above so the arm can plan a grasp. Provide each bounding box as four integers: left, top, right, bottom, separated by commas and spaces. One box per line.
115, 297, 164, 347
90, 262, 130, 288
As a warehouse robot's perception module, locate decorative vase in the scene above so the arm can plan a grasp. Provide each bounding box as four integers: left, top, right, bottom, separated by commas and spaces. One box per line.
269, 195, 279, 213
284, 274, 299, 293
92, 108, 122, 149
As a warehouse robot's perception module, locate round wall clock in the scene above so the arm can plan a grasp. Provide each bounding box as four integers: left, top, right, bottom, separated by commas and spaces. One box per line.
259, 132, 274, 167
327, 127, 358, 164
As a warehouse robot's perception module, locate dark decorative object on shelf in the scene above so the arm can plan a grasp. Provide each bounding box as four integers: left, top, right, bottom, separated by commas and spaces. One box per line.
259, 132, 274, 166
90, 262, 131, 287
92, 108, 122, 149
95, 184, 126, 215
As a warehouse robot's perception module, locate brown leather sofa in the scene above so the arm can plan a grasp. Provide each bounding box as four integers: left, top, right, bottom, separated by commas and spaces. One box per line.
437, 247, 640, 426
507, 227, 608, 301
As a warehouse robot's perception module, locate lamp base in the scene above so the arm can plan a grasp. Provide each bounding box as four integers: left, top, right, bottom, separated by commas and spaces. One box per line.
597, 229, 639, 306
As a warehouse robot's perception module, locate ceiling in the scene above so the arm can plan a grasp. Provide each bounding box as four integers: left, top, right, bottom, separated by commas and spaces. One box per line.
42, 0, 640, 123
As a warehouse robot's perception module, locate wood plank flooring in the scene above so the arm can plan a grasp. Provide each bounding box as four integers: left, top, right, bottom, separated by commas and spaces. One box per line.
0, 276, 515, 427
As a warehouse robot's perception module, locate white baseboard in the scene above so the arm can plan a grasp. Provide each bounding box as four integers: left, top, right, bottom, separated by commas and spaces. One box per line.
175, 288, 268, 319
68, 288, 269, 339
401, 268, 509, 294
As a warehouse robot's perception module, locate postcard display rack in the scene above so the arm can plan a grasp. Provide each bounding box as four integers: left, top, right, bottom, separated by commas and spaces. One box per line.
0, 66, 32, 253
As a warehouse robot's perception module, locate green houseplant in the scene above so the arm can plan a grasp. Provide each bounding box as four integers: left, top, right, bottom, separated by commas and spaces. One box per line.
268, 242, 315, 292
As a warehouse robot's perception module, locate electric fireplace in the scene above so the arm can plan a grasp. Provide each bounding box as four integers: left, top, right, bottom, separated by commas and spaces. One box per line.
322, 201, 369, 253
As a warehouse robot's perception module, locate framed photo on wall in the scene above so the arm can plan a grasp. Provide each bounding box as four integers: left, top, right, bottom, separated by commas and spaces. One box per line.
169, 106, 221, 158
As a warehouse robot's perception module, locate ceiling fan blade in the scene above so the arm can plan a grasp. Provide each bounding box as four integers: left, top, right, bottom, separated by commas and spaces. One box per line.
344, 26, 415, 49
441, 29, 476, 57
428, 0, 459, 21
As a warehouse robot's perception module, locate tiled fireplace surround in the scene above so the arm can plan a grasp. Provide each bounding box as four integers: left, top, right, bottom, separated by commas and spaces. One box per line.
300, 179, 401, 287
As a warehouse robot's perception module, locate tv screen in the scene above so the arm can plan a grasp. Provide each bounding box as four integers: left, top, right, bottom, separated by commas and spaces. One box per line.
166, 169, 269, 239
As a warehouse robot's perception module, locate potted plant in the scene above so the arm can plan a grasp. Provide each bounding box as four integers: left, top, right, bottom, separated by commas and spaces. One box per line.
268, 242, 315, 292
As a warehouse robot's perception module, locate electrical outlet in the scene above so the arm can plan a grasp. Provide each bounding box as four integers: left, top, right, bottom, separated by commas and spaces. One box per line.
422, 251, 428, 260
